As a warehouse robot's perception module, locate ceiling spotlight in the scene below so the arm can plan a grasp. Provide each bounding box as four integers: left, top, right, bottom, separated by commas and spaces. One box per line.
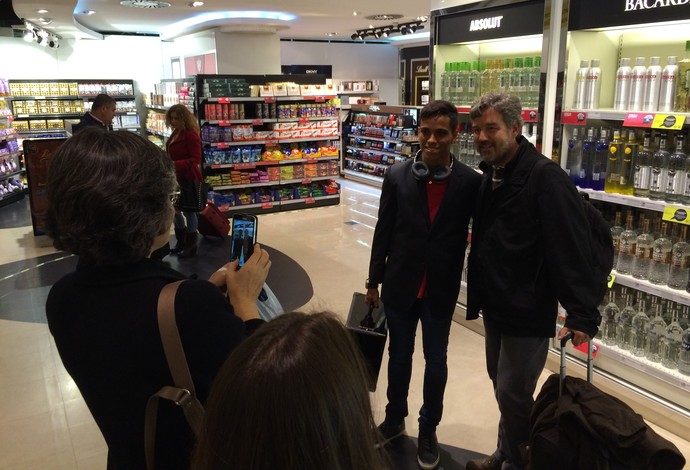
23, 29, 35, 42
48, 37, 59, 48
81, 10, 96, 15
417, 16, 429, 22
36, 9, 49, 14
400, 25, 408, 35
325, 32, 337, 37
37, 32, 48, 46
187, 1, 204, 6
373, 30, 381, 39
381, 29, 389, 38
409, 24, 417, 33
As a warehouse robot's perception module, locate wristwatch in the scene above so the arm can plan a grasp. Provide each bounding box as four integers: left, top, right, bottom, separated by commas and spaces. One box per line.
365, 278, 378, 289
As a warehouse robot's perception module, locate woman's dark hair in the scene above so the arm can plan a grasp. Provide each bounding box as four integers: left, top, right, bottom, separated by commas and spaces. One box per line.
45, 128, 177, 265
166, 104, 200, 133
192, 312, 388, 470
420, 99, 459, 133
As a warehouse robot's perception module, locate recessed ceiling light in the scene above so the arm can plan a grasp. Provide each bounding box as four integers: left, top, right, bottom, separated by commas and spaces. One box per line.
187, 1, 204, 6
38, 18, 53, 25
366, 14, 404, 21
82, 10, 96, 15
36, 9, 49, 14
353, 11, 360, 16
325, 32, 337, 37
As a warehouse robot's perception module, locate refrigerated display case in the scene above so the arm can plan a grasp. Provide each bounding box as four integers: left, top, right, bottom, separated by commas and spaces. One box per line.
433, 0, 690, 441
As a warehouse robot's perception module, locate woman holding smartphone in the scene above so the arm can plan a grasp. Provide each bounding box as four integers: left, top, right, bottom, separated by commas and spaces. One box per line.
165, 104, 203, 258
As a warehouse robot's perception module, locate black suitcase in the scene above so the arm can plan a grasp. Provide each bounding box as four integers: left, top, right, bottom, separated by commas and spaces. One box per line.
346, 292, 387, 392
526, 333, 686, 470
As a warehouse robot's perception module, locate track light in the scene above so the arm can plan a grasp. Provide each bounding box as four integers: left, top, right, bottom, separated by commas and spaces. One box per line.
373, 30, 381, 39
350, 18, 426, 41
21, 20, 61, 48
37, 33, 49, 46
409, 24, 417, 33
23, 29, 35, 42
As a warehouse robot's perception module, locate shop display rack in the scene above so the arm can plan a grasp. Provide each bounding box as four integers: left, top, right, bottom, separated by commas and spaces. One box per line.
195, 74, 341, 215
341, 103, 421, 187
0, 89, 26, 208
145, 78, 196, 147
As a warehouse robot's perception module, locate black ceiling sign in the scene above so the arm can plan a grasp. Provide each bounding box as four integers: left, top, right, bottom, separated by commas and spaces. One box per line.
281, 65, 333, 79
569, 0, 690, 30
436, 0, 544, 45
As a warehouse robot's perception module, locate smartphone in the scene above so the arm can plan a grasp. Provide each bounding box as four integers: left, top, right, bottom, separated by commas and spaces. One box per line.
230, 214, 258, 268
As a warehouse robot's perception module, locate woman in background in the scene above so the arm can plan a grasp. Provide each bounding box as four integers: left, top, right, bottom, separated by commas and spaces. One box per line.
192, 311, 388, 470
45, 128, 271, 469
165, 103, 203, 258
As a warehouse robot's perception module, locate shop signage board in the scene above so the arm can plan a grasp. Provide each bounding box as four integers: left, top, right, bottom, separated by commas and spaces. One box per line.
569, 0, 690, 30
435, 0, 544, 45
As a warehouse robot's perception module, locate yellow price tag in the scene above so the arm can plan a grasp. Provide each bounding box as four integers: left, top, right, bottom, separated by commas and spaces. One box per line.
607, 273, 615, 289
651, 114, 686, 130
662, 206, 690, 225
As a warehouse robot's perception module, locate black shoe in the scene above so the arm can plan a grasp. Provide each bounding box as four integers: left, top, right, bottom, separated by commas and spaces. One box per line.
466, 455, 503, 470
376, 420, 405, 446
417, 431, 440, 470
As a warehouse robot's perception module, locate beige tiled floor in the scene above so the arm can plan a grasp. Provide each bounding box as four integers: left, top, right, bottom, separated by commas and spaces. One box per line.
0, 179, 688, 469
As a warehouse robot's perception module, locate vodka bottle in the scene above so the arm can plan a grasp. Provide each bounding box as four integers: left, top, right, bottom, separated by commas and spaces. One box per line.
616, 294, 637, 349
581, 127, 597, 188
528, 124, 538, 147
618, 129, 636, 195
649, 221, 673, 285
629, 57, 647, 111
509, 58, 522, 101
669, 225, 690, 289
457, 124, 469, 166
676, 41, 690, 112
450, 62, 460, 105
480, 60, 491, 96
643, 56, 662, 112
601, 290, 620, 345
566, 127, 584, 184
526, 56, 541, 108
658, 56, 678, 112
574, 59, 589, 109
584, 59, 602, 109
632, 218, 654, 280
611, 211, 623, 267
649, 133, 670, 200
441, 63, 451, 101
681, 305, 690, 330
631, 299, 651, 357
591, 127, 609, 190
468, 61, 481, 105
614, 58, 632, 110
661, 306, 683, 369
680, 320, 690, 375
458, 62, 470, 105
605, 129, 624, 193
616, 213, 637, 275
666, 133, 687, 203
633, 130, 651, 197
645, 302, 668, 362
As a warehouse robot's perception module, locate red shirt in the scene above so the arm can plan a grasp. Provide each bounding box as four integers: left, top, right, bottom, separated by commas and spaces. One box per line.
417, 179, 449, 298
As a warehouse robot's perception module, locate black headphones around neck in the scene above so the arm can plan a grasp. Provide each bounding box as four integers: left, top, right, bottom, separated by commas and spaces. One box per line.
411, 150, 454, 182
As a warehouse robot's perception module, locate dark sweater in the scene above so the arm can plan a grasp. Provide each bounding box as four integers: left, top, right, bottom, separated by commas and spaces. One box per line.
46, 258, 263, 469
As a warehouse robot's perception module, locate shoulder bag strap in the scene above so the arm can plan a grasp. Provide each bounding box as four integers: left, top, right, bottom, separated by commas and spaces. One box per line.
144, 280, 205, 470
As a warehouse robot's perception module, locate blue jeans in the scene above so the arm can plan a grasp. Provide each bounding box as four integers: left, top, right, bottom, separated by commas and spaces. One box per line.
483, 316, 549, 469
174, 210, 198, 233
384, 299, 453, 435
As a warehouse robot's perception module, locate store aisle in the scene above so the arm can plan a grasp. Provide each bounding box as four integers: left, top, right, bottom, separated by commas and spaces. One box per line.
0, 179, 688, 469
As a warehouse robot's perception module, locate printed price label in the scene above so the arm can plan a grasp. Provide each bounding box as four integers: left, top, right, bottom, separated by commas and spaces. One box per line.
573, 341, 599, 358
662, 206, 690, 225
216, 142, 230, 148
306, 158, 317, 163
301, 178, 312, 184
261, 202, 274, 209
265, 140, 278, 146
234, 163, 256, 170
251, 119, 263, 125
607, 273, 615, 289
314, 96, 326, 103
217, 98, 231, 104
305, 197, 316, 204
217, 120, 231, 127
522, 109, 538, 123
623, 113, 655, 128
456, 106, 471, 114
561, 112, 587, 125
264, 97, 276, 103
651, 114, 686, 131
298, 118, 309, 124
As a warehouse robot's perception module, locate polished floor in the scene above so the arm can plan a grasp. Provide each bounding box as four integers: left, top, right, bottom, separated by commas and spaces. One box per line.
0, 179, 688, 469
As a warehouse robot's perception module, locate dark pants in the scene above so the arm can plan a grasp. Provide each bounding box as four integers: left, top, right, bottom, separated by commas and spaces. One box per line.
483, 316, 549, 470
384, 298, 453, 435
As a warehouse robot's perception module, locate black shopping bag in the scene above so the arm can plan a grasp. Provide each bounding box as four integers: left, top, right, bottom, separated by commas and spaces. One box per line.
346, 292, 387, 392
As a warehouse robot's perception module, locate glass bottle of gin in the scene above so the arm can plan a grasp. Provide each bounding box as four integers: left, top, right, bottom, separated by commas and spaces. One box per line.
632, 218, 654, 280
648, 221, 672, 285
601, 290, 620, 345
633, 130, 652, 198
605, 128, 624, 193
645, 302, 668, 362
616, 213, 637, 275
611, 211, 623, 267
661, 306, 684, 369
668, 225, 690, 289
616, 294, 637, 350
631, 298, 651, 356
649, 132, 670, 201
665, 133, 687, 203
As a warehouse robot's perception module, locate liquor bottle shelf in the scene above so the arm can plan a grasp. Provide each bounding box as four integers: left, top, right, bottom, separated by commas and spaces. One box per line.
612, 271, 690, 307
563, 109, 690, 123
345, 157, 396, 168
348, 134, 419, 145
342, 169, 384, 184
346, 145, 406, 159
579, 188, 681, 213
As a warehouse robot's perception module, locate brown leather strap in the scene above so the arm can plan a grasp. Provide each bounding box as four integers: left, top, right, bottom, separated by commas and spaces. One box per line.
144, 281, 205, 470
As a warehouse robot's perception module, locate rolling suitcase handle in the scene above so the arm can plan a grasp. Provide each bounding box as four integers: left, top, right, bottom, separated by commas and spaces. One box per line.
559, 331, 594, 397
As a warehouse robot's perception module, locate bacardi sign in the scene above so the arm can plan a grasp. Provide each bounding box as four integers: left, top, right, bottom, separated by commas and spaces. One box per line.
625, 0, 689, 10
569, 0, 690, 30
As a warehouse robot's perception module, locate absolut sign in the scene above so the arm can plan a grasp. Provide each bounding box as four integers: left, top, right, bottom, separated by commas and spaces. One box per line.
569, 0, 690, 30
436, 0, 543, 45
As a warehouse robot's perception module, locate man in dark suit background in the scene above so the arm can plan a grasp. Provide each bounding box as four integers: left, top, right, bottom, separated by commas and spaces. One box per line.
74, 94, 116, 133
365, 100, 481, 470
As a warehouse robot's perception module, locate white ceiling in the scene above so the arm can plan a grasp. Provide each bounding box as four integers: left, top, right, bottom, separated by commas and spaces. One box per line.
11, 0, 433, 43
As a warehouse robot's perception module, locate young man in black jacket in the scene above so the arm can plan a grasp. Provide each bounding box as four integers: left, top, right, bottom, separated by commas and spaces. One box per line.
465, 92, 600, 470
366, 100, 481, 469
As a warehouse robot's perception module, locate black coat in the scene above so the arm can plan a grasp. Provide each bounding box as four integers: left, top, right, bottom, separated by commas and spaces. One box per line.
46, 258, 263, 470
467, 136, 600, 338
368, 157, 481, 316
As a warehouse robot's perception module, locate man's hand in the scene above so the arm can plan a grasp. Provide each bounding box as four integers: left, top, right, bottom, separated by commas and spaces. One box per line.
365, 288, 379, 308
557, 326, 590, 347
